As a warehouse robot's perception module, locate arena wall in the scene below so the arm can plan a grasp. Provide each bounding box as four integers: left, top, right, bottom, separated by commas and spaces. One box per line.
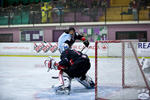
108, 24, 150, 41
0, 24, 150, 42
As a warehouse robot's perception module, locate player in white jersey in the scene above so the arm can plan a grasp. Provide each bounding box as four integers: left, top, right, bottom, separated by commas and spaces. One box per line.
58, 27, 89, 53
141, 57, 150, 71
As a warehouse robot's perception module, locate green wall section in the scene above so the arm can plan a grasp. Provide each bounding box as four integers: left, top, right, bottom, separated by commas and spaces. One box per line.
5, 0, 50, 5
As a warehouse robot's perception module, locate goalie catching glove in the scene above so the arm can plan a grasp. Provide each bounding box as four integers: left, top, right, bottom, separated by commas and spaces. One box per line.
83, 40, 89, 47
81, 37, 89, 47
44, 56, 65, 71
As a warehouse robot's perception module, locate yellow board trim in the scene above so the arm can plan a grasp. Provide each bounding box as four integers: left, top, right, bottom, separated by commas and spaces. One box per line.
0, 55, 150, 59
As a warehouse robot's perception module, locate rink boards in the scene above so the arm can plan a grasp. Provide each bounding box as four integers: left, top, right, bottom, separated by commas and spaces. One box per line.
0, 42, 150, 57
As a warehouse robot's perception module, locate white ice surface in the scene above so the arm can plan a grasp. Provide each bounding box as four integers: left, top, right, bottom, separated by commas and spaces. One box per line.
0, 57, 95, 100
1, 56, 149, 100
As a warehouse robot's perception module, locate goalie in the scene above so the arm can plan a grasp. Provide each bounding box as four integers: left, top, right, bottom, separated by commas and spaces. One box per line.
44, 48, 95, 94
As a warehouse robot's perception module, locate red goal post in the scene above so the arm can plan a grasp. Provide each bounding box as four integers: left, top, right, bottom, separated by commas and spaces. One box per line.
95, 40, 150, 100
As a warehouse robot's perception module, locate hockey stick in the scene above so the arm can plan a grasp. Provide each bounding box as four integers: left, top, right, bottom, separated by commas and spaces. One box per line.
81, 46, 86, 52
81, 46, 89, 54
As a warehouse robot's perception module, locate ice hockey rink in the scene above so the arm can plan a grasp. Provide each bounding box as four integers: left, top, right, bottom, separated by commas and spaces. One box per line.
0, 56, 95, 100
0, 56, 150, 100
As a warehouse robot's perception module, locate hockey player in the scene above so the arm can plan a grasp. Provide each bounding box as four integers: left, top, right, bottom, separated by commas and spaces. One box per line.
141, 57, 150, 72
44, 48, 95, 94
58, 27, 89, 53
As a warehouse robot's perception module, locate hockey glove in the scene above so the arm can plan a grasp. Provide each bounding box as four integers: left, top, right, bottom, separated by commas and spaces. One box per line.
83, 40, 89, 47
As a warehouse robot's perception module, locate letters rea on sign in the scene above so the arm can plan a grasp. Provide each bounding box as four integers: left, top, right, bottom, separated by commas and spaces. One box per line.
138, 43, 150, 49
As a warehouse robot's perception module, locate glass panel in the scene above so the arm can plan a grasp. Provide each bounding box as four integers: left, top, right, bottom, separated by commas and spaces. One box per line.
139, 9, 150, 21
63, 8, 75, 23
106, 7, 122, 21
0, 8, 9, 25
121, 7, 133, 21
0, 0, 150, 25
12, 5, 22, 25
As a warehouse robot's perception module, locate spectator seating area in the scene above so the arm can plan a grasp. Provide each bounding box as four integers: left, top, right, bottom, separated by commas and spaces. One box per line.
0, 0, 150, 25
110, 0, 131, 6
100, 0, 150, 21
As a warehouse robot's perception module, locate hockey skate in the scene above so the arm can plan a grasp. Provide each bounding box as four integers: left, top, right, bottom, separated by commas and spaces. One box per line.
76, 75, 95, 89
54, 72, 71, 95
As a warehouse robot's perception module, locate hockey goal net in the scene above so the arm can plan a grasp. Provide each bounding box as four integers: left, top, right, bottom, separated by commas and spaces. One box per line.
95, 40, 150, 100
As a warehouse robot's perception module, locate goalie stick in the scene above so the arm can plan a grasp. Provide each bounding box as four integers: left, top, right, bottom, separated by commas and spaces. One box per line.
51, 76, 59, 79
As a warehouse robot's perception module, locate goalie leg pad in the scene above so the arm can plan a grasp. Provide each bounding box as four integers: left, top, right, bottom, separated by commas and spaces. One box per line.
55, 71, 72, 95
76, 75, 95, 89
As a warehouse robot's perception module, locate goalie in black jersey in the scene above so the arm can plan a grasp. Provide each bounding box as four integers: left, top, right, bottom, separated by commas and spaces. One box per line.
44, 48, 95, 95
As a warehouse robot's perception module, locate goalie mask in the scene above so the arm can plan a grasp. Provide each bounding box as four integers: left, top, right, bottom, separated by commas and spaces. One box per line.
44, 56, 56, 72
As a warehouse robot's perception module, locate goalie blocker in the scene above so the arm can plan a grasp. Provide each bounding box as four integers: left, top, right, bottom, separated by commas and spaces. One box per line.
44, 48, 95, 94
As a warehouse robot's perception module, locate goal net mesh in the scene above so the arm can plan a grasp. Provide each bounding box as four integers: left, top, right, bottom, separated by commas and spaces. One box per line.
95, 40, 150, 99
